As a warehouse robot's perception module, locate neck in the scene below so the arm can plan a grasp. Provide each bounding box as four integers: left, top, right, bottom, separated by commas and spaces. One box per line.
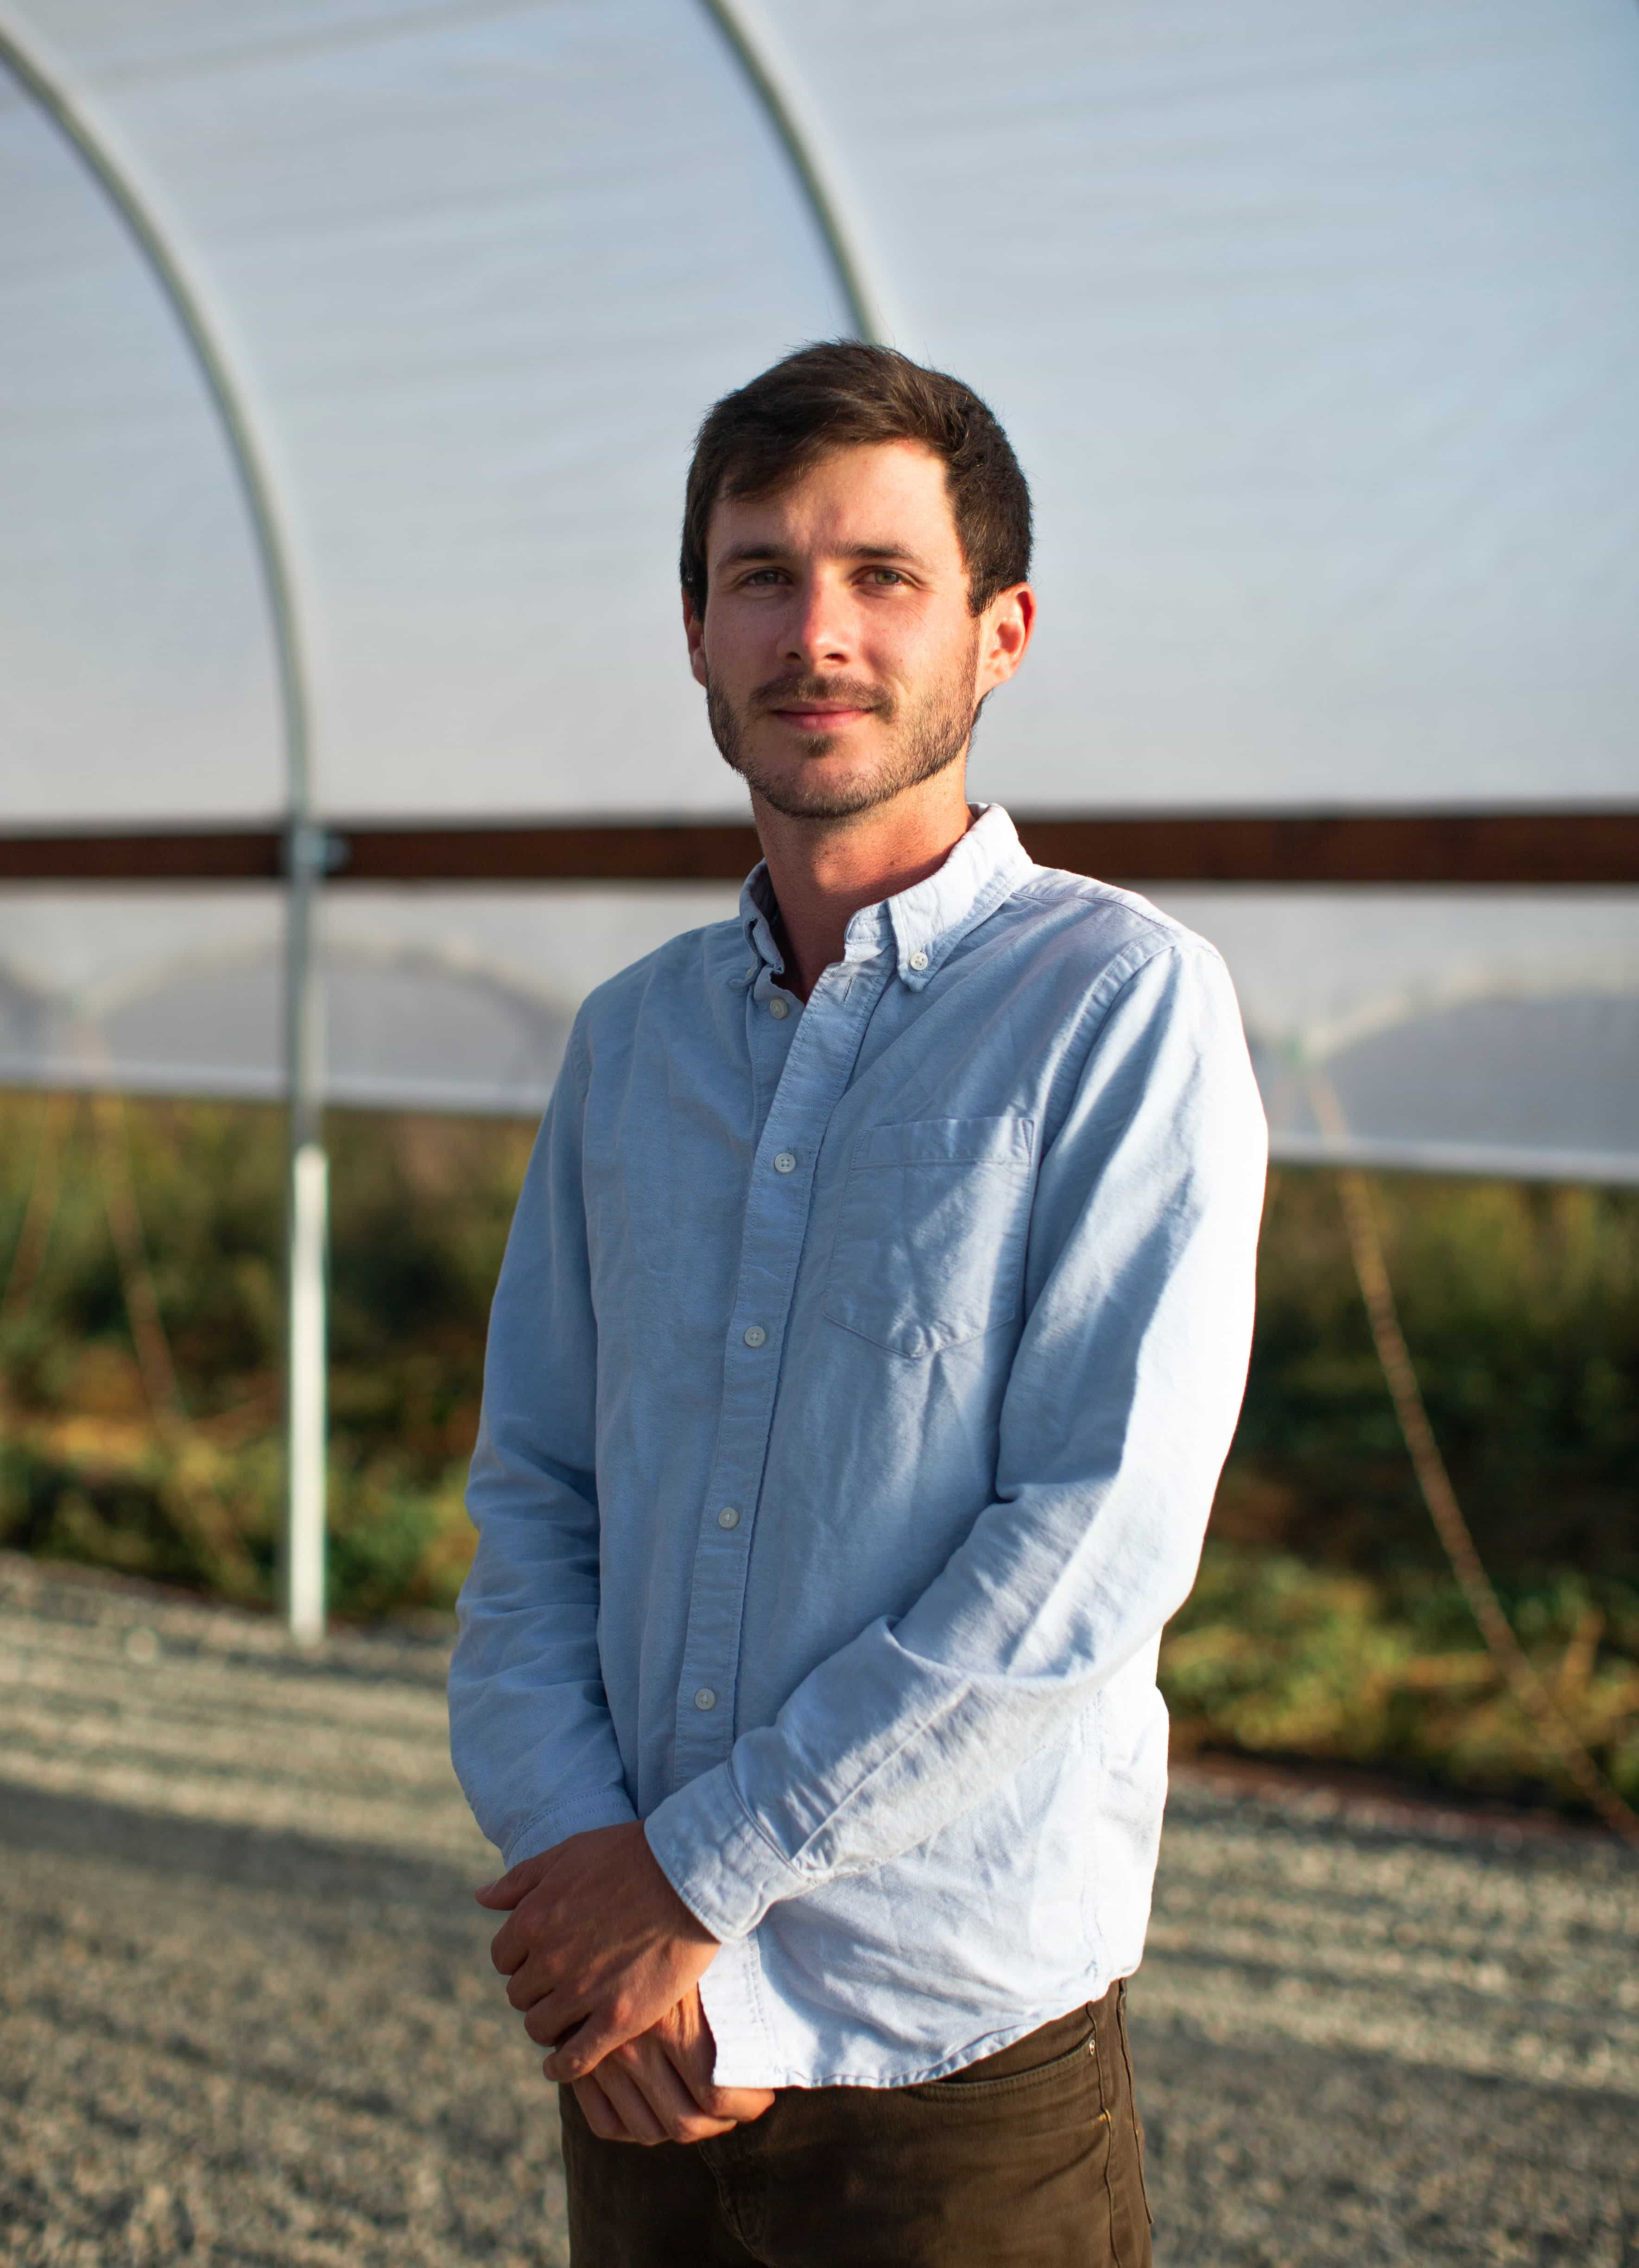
751, 774, 976, 999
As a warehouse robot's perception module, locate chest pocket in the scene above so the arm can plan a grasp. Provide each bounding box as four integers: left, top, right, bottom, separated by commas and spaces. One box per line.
823, 1115, 1036, 1359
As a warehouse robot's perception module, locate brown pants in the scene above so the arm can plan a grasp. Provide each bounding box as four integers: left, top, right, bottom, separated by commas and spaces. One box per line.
560, 1980, 1152, 2267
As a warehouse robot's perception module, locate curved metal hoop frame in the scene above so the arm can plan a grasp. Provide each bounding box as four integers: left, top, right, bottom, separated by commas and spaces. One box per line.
0, 19, 311, 823
696, 0, 893, 343
0, 15, 324, 1629
0, 0, 894, 1635
2, 1, 891, 774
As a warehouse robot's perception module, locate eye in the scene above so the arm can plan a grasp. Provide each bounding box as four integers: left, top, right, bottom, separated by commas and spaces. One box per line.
865, 567, 907, 586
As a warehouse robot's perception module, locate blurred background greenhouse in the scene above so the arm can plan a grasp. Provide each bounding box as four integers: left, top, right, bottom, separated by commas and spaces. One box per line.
3, 0, 1637, 1811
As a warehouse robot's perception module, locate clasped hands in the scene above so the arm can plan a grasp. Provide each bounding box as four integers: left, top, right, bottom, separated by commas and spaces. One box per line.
477, 1821, 775, 2147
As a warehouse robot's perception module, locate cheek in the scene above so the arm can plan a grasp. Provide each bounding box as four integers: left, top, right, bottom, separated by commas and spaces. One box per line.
872, 603, 956, 673
874, 632, 960, 712
702, 612, 775, 693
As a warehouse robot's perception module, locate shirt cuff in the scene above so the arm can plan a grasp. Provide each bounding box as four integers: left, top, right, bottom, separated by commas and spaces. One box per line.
643, 1761, 810, 1942
501, 1786, 638, 1871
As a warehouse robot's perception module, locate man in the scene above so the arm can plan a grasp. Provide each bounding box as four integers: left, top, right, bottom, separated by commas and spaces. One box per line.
450, 342, 1266, 2265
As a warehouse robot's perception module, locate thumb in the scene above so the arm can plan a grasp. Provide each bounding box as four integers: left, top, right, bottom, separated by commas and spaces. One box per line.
704, 2081, 777, 2124
668, 1995, 775, 2122
474, 1855, 542, 1908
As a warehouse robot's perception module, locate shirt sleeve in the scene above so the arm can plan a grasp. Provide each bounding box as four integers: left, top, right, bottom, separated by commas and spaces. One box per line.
447, 1022, 638, 1868
644, 937, 1267, 1942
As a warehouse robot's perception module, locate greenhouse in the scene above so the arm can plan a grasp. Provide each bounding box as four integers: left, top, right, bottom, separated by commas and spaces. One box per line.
4, 0, 1637, 1633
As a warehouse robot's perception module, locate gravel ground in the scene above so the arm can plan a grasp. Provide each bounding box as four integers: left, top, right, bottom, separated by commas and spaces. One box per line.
2, 1551, 1635, 2267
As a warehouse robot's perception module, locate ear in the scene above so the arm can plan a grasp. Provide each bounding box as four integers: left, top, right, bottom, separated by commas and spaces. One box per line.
977, 582, 1035, 696
683, 588, 709, 688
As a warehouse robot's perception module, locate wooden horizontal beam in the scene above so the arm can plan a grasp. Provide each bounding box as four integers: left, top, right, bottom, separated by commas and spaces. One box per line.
339, 821, 767, 885
1, 809, 1636, 887
1018, 809, 1639, 887
0, 828, 285, 883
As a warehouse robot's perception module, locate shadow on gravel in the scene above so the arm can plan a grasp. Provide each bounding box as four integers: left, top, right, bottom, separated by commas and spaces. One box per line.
6, 1772, 1638, 2266
0, 1778, 479, 1925
1133, 2019, 1639, 2268
1, 1773, 574, 2267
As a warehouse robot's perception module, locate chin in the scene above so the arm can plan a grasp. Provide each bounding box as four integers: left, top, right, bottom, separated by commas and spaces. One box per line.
757, 772, 899, 824
753, 741, 860, 793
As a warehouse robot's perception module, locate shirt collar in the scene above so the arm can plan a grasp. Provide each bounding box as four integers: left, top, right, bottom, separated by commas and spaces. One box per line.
735, 805, 1033, 992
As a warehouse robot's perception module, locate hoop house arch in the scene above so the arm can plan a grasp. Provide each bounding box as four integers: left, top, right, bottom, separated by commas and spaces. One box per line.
0, 0, 877, 1632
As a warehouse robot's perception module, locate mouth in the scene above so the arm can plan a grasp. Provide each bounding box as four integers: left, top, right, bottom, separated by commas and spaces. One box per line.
768, 704, 876, 733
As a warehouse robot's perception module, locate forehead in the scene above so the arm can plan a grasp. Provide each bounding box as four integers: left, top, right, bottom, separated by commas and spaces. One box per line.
707, 439, 958, 559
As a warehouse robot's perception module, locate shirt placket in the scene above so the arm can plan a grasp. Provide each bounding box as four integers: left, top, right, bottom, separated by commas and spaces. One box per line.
670, 939, 892, 1787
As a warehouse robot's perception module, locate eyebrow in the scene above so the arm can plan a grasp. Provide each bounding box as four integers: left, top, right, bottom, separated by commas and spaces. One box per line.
715, 540, 935, 572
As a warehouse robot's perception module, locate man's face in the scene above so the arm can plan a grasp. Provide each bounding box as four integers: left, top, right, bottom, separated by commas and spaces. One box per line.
684, 440, 1029, 823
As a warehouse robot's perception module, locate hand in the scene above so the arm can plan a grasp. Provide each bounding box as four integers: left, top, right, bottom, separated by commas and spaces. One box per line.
476, 1821, 720, 2082
572, 1988, 776, 2147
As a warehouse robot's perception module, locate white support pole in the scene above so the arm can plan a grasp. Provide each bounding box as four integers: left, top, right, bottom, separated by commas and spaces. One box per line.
282, 822, 329, 1643
285, 1138, 329, 1642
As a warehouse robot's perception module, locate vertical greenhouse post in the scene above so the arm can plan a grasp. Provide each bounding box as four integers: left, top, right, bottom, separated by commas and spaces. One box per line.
283, 822, 329, 1643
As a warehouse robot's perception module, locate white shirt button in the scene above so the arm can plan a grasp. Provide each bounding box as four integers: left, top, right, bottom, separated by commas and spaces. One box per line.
908, 949, 929, 971
769, 996, 789, 1018
694, 1687, 717, 1711
742, 1323, 767, 1347
773, 1151, 797, 1175
717, 1506, 740, 1529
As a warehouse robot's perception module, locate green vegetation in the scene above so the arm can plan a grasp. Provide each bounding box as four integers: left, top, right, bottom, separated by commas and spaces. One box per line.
1162, 1547, 1639, 1807
2, 1092, 1636, 1809
0, 1094, 528, 1616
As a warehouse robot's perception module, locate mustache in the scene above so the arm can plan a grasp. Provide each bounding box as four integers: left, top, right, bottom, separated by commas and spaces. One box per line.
752, 674, 890, 718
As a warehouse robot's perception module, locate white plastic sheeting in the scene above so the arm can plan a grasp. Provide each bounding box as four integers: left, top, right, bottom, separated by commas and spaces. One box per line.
3, 0, 1638, 1175
3, 883, 1635, 1182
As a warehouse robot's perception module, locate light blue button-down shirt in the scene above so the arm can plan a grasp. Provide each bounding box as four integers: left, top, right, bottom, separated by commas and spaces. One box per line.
450, 806, 1266, 2089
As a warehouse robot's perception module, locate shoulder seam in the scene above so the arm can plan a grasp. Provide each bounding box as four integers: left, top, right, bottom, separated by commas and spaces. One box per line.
1010, 868, 1223, 967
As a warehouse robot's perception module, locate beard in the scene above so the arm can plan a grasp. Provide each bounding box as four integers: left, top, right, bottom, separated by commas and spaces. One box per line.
706, 640, 981, 822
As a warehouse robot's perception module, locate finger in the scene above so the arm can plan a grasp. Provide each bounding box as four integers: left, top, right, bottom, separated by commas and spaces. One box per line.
505, 1958, 559, 2010
523, 1999, 557, 2047
523, 1992, 590, 2047
664, 2044, 774, 2124
617, 2039, 739, 2145
545, 2006, 637, 2084
489, 1918, 530, 1976
507, 1954, 590, 2025
501, 1935, 580, 2005
653, 2008, 773, 2124
492, 1905, 567, 1980
572, 2074, 632, 2145
522, 1998, 594, 2064
592, 2061, 670, 2147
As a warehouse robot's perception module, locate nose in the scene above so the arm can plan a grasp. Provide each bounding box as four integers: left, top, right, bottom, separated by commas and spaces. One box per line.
781, 572, 851, 671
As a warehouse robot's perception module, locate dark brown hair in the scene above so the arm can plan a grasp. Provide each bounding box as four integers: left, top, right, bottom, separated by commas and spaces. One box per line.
681, 341, 1031, 617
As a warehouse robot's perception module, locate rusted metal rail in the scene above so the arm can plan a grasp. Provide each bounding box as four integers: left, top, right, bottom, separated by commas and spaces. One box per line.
3, 808, 1638, 887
